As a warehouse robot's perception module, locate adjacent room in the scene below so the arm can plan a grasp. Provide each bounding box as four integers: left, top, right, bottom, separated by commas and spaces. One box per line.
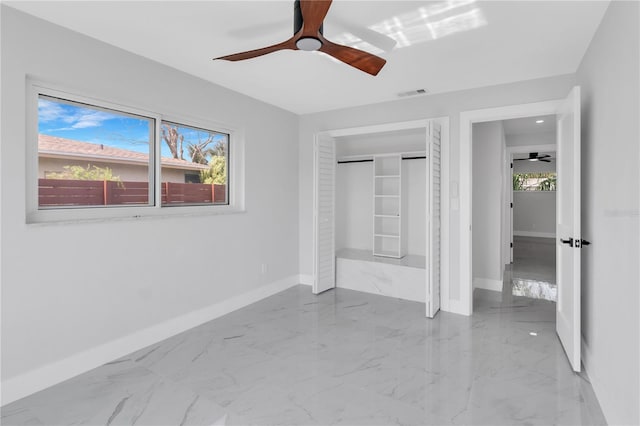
1, 1, 638, 425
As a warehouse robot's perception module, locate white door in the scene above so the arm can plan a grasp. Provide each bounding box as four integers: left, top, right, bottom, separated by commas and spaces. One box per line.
313, 134, 336, 294
426, 121, 442, 318
556, 86, 581, 372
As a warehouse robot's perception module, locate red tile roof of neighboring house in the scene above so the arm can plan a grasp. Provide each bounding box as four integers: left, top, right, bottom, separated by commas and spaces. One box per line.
38, 134, 208, 170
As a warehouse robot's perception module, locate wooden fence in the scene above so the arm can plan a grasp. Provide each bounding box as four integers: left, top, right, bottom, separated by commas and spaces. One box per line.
38, 179, 226, 207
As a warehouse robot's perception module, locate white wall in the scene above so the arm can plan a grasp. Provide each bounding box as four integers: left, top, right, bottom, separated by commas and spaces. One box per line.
576, 2, 640, 424
472, 122, 505, 289
513, 192, 556, 238
1, 7, 299, 403
505, 131, 555, 147
513, 158, 556, 173
299, 74, 576, 310
404, 159, 427, 256
335, 159, 426, 256
335, 162, 372, 251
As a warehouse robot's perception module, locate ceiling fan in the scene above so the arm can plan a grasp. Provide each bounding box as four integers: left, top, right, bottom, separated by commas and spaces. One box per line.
514, 153, 554, 163
213, 0, 387, 76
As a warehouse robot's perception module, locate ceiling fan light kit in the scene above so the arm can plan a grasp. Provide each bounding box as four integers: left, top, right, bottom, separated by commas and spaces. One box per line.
296, 37, 322, 51
214, 0, 387, 76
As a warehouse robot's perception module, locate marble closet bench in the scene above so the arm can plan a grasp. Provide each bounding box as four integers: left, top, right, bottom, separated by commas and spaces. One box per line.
335, 248, 426, 303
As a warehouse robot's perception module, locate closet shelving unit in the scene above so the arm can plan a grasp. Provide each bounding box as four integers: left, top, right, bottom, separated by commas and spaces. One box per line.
373, 154, 407, 258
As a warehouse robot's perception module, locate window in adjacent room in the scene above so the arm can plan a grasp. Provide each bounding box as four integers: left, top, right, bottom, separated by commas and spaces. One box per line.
513, 172, 556, 191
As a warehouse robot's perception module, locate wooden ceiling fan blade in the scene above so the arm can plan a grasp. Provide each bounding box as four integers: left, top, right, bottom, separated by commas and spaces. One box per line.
214, 38, 297, 62
318, 37, 386, 76
300, 0, 333, 36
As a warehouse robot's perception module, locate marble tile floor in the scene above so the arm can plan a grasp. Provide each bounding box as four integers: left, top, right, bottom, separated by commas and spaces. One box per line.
512, 236, 556, 284
2, 285, 606, 425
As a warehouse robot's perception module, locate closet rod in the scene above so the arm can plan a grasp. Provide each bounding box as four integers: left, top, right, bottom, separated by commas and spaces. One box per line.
337, 156, 426, 164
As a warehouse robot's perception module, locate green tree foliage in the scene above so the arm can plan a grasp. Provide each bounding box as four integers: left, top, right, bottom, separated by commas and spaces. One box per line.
513, 172, 556, 191
200, 156, 226, 184
513, 173, 525, 190
47, 164, 122, 182
161, 124, 228, 184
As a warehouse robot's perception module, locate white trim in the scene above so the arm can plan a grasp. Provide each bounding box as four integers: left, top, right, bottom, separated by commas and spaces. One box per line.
473, 278, 504, 292
325, 119, 431, 138
514, 231, 555, 238
460, 100, 562, 316
0, 276, 301, 406
26, 80, 246, 224
440, 118, 451, 313
298, 274, 313, 286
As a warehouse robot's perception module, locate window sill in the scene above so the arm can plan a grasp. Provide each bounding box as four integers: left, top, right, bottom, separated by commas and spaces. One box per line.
26, 204, 246, 226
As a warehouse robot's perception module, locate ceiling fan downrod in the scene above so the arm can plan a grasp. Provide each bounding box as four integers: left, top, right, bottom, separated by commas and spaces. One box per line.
294, 0, 323, 51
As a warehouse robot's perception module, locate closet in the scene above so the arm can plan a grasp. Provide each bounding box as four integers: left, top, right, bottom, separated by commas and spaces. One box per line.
313, 120, 442, 317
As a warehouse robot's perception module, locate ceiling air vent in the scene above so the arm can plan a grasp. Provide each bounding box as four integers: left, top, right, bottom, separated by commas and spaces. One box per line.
398, 88, 429, 98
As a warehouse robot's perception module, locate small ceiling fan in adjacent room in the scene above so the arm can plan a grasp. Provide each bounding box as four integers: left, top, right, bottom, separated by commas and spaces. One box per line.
514, 152, 554, 163
213, 0, 387, 76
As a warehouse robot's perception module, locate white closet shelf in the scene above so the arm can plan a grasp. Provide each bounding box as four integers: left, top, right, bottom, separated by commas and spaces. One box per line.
375, 175, 400, 178
374, 214, 400, 218
374, 233, 400, 238
374, 195, 400, 198
373, 249, 401, 258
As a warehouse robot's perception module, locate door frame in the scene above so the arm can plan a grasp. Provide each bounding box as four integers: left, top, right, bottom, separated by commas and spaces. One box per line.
312, 117, 450, 313
459, 100, 562, 316
506, 143, 557, 263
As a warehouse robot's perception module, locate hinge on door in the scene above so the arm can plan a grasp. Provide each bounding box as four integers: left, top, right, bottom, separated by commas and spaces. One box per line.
510, 163, 513, 169
510, 202, 513, 208
510, 242, 513, 248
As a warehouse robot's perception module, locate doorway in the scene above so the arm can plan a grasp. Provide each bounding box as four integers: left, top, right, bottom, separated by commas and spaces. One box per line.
470, 115, 558, 302
460, 87, 583, 372
510, 137, 558, 302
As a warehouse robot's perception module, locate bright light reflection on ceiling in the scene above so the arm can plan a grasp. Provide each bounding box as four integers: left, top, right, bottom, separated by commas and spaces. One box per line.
332, 0, 487, 54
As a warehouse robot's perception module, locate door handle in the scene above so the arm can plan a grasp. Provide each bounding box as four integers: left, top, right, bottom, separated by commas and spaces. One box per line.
560, 237, 574, 247
577, 239, 591, 248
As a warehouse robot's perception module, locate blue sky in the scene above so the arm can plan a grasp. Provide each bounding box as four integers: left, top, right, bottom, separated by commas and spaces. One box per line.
38, 97, 227, 160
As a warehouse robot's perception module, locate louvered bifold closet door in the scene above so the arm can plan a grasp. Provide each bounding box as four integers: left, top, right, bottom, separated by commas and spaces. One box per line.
313, 135, 336, 294
428, 122, 442, 317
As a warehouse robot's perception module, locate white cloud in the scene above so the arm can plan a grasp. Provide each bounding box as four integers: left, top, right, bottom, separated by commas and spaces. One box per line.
70, 111, 116, 129
38, 98, 117, 130
38, 98, 66, 122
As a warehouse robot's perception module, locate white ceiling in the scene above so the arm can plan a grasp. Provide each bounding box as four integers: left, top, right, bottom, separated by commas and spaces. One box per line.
6, 1, 610, 115
503, 114, 556, 136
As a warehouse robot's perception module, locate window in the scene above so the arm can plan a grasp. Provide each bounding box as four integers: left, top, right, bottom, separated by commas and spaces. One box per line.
38, 95, 154, 208
513, 172, 556, 191
160, 121, 229, 206
29, 84, 243, 222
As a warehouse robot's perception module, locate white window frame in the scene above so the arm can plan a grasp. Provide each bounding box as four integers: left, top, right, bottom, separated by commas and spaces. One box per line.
26, 81, 245, 224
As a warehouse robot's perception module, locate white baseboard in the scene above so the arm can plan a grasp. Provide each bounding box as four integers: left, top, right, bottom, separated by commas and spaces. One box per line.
473, 278, 504, 292
298, 274, 313, 286
514, 231, 555, 238
1, 275, 301, 406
